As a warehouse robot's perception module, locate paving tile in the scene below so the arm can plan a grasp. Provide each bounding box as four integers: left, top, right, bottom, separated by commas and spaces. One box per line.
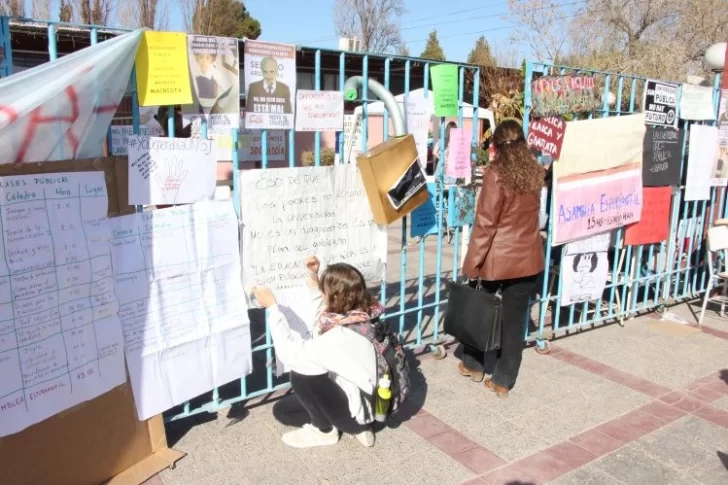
619, 409, 667, 434
688, 453, 728, 485
450, 446, 506, 475
659, 391, 706, 413
569, 429, 625, 456
405, 412, 452, 439
460, 478, 487, 485
660, 416, 728, 453
712, 396, 728, 411
638, 400, 687, 423
693, 405, 728, 429
548, 465, 624, 485
593, 445, 680, 484
368, 422, 424, 465
593, 418, 649, 444
631, 424, 714, 473
379, 446, 475, 485
514, 451, 575, 482
482, 464, 542, 485
542, 441, 597, 469
428, 429, 479, 454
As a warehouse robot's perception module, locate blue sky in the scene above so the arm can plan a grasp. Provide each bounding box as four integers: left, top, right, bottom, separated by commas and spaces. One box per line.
168, 0, 522, 64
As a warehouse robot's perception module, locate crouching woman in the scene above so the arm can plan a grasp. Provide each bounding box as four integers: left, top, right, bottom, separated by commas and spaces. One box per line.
251, 257, 380, 449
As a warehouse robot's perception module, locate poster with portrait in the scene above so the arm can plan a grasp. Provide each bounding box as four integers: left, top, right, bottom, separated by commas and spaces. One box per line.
185, 35, 240, 136
244, 40, 296, 130
561, 233, 610, 306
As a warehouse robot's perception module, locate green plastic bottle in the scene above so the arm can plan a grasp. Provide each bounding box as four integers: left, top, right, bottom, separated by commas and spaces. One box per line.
374, 374, 392, 422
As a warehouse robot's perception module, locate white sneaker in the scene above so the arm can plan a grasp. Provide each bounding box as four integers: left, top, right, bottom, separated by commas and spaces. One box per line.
352, 429, 375, 448
282, 424, 340, 449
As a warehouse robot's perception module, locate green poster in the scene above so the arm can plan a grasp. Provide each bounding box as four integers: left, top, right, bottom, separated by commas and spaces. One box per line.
430, 64, 458, 117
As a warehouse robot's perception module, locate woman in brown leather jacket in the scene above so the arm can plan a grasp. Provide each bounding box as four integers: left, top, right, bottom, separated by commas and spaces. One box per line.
458, 120, 545, 398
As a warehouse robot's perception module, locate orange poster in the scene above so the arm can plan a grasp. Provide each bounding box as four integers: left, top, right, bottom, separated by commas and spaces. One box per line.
624, 187, 672, 246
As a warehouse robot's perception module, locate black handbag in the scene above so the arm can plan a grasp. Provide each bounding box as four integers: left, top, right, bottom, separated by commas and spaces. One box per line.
444, 280, 502, 352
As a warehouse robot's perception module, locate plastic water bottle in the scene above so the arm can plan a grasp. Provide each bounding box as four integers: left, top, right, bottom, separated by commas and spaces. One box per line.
374, 374, 392, 422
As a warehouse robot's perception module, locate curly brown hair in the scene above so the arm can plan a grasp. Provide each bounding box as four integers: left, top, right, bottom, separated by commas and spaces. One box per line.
319, 263, 378, 314
491, 119, 543, 194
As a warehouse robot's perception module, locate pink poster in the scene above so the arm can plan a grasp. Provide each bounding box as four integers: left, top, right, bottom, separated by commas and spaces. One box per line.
554, 163, 643, 245
446, 128, 473, 178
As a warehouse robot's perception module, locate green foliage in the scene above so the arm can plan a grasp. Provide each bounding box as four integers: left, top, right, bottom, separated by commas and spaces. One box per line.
193, 0, 262, 39
467, 36, 496, 67
420, 30, 446, 61
302, 148, 335, 167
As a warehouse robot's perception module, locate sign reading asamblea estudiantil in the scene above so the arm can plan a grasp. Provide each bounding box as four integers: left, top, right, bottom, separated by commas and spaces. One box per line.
642, 126, 683, 187
530, 76, 601, 117
643, 80, 678, 128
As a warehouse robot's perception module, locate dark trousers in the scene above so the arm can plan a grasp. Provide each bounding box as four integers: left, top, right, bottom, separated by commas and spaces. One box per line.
456, 275, 538, 389
290, 371, 368, 435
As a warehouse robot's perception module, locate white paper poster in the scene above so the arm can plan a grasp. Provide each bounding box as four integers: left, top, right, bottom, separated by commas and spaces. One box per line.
686, 125, 719, 200
405, 96, 433, 167
341, 114, 363, 164
215, 114, 287, 163
109, 124, 163, 156
679, 84, 716, 121
0, 172, 125, 438
186, 35, 241, 135
295, 90, 344, 132
273, 288, 319, 376
244, 40, 296, 130
561, 234, 609, 306
240, 165, 387, 292
127, 135, 216, 205
110, 202, 251, 420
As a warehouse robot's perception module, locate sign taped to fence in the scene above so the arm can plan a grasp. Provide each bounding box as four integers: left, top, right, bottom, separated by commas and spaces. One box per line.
553, 163, 642, 246
0, 30, 141, 164
717, 90, 728, 180
446, 128, 473, 179
642, 126, 683, 187
109, 125, 164, 156
405, 96, 434, 168
409, 183, 439, 238
127, 135, 216, 205
685, 125, 718, 201
110, 202, 251, 420
0, 172, 126, 438
527, 117, 566, 160
185, 35, 241, 135
447, 187, 476, 227
560, 236, 609, 306
531, 75, 601, 117
214, 114, 287, 163
643, 80, 678, 128
295, 90, 344, 132
135, 31, 193, 107
240, 165, 387, 292
244, 40, 296, 130
624, 187, 672, 246
339, 113, 364, 164
679, 84, 716, 121
430, 64, 459, 117
556, 114, 646, 177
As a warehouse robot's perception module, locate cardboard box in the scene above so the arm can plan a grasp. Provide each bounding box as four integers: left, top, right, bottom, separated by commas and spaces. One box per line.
357, 135, 430, 225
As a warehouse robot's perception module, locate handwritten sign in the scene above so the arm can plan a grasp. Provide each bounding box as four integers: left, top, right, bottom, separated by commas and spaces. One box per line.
624, 187, 672, 246
134, 31, 192, 107
561, 243, 609, 306
531, 76, 600, 117
0, 172, 125, 438
642, 127, 683, 187
527, 116, 566, 159
409, 183, 438, 238
563, 232, 610, 255
127, 135, 216, 205
109, 125, 163, 156
295, 90, 344, 132
679, 84, 716, 121
430, 64, 458, 117
240, 165, 387, 291
685, 125, 718, 201
447, 187, 475, 227
554, 163, 642, 245
405, 96, 434, 167
644, 80, 678, 128
341, 113, 364, 164
445, 128, 473, 178
110, 202, 251, 419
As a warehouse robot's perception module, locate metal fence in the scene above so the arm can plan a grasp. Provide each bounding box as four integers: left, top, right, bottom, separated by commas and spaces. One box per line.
524, 61, 723, 354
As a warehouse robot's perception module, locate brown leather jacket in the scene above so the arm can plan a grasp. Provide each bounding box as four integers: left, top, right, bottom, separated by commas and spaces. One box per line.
462, 166, 545, 281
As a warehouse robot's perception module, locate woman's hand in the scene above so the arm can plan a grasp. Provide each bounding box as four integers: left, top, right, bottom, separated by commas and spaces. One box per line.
305, 256, 321, 275
251, 286, 277, 308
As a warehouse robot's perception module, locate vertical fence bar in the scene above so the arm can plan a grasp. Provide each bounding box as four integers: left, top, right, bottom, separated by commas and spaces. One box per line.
338, 52, 345, 162
0, 16, 13, 78
416, 65, 428, 345
314, 50, 321, 166
432, 60, 445, 350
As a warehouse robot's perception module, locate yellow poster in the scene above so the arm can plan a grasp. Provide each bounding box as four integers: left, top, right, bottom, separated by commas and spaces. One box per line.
135, 31, 193, 107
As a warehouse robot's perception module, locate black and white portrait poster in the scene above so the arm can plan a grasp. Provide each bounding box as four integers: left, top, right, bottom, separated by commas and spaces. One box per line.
642, 126, 683, 187
185, 35, 240, 135
643, 80, 678, 128
244, 40, 296, 130
561, 233, 609, 306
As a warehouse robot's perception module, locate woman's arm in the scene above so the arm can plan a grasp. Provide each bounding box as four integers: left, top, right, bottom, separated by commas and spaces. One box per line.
462, 167, 505, 278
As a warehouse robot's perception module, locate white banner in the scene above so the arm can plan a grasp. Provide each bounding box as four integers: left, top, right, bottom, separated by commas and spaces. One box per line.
110, 202, 251, 420
679, 84, 716, 121
404, 96, 433, 167
240, 165, 387, 292
0, 30, 142, 164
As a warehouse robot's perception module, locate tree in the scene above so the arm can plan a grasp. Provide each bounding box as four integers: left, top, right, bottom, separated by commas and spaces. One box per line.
59, 0, 74, 21
467, 35, 496, 67
420, 29, 445, 61
0, 0, 24, 15
507, 0, 580, 62
185, 0, 261, 38
398, 45, 410, 56
74, 0, 114, 25
333, 0, 405, 53
117, 0, 171, 29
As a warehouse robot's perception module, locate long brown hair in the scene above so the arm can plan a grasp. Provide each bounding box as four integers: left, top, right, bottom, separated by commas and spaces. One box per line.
319, 263, 378, 314
491, 120, 543, 194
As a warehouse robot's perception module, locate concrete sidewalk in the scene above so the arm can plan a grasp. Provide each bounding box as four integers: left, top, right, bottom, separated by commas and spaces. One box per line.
149, 300, 728, 485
